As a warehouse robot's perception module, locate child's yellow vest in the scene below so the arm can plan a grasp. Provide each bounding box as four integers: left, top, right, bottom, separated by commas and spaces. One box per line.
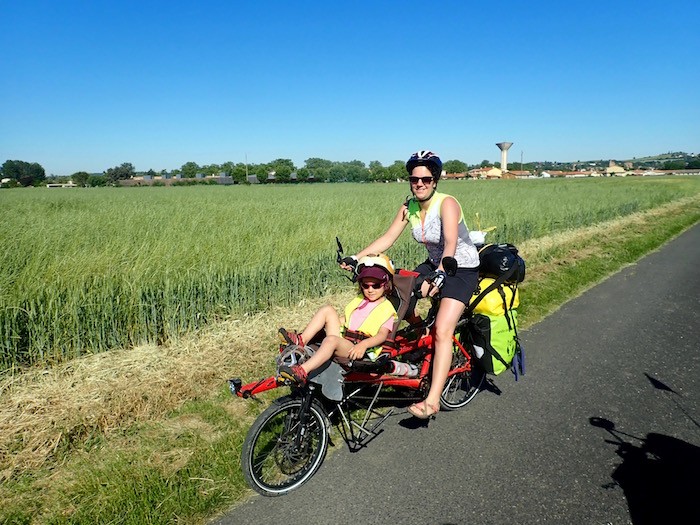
343, 297, 397, 360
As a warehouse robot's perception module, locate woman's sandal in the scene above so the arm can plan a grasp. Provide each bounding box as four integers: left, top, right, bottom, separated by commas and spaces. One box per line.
407, 400, 440, 420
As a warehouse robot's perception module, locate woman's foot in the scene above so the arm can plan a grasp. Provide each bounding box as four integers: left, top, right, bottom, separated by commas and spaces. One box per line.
407, 399, 439, 419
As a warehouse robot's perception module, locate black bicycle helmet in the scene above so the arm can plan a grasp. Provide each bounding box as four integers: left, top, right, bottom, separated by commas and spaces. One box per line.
405, 150, 443, 180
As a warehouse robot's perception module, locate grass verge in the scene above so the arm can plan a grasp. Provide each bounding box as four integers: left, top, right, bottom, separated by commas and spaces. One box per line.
1, 195, 698, 524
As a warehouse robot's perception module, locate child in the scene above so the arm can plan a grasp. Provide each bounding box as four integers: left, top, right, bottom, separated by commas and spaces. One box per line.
278, 254, 398, 385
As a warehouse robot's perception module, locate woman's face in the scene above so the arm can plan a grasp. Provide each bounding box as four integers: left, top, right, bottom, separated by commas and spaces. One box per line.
360, 278, 385, 300
409, 166, 436, 200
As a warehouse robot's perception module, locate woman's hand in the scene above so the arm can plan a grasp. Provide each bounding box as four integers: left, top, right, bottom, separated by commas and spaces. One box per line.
420, 270, 445, 298
339, 256, 358, 272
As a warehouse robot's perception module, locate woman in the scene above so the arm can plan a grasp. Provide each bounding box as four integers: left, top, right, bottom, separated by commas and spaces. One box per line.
346, 150, 480, 419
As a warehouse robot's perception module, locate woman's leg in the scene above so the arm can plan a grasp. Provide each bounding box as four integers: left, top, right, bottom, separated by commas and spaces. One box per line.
299, 305, 342, 343
419, 297, 465, 412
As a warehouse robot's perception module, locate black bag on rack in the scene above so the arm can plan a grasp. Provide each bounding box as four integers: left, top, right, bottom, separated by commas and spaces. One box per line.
478, 243, 526, 283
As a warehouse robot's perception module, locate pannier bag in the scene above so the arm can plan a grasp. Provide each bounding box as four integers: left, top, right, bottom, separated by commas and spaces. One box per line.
465, 240, 526, 379
467, 312, 523, 376
469, 277, 519, 316
478, 243, 526, 283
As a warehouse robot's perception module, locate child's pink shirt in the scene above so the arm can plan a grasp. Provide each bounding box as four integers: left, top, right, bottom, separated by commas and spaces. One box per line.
347, 299, 394, 333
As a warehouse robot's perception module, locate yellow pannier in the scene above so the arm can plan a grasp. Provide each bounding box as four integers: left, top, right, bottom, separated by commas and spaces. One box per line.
469, 277, 519, 316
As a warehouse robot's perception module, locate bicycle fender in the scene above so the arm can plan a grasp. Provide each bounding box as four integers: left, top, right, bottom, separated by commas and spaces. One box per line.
310, 361, 345, 401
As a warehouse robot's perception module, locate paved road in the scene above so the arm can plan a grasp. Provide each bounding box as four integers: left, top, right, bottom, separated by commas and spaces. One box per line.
212, 224, 700, 525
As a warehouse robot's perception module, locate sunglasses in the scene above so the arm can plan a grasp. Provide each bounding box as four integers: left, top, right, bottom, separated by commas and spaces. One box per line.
360, 281, 384, 290
409, 176, 435, 185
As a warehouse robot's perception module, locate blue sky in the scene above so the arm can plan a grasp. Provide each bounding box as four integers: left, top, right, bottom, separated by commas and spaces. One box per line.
2, 0, 698, 176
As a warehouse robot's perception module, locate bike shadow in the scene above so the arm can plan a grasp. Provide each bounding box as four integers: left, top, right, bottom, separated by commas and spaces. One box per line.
590, 374, 700, 524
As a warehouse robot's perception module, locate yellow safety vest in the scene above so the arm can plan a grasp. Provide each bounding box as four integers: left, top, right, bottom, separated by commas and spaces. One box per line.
343, 296, 397, 360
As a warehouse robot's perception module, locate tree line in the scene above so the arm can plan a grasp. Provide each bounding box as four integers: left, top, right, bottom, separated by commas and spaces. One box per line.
0, 160, 46, 187
3, 154, 698, 188
1, 158, 471, 187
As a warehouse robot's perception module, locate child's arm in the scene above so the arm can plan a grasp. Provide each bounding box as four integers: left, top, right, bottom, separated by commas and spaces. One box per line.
347, 327, 392, 360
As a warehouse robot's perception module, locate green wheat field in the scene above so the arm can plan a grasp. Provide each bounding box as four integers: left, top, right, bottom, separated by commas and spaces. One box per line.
2, 176, 698, 370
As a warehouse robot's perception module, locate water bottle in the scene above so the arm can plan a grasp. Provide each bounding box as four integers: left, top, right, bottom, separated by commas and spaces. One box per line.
390, 360, 418, 378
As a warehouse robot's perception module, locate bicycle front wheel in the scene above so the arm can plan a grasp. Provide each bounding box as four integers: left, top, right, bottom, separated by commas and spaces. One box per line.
241, 395, 330, 496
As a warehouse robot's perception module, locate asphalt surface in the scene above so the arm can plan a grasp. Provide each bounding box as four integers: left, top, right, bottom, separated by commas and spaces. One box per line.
212, 224, 700, 525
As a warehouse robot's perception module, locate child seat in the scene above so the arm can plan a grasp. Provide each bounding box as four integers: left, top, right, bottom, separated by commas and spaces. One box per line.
339, 269, 419, 371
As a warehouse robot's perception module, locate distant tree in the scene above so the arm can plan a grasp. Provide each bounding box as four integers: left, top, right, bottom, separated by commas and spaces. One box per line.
1, 160, 46, 186
104, 163, 135, 184
480, 159, 491, 168
304, 157, 333, 181
71, 171, 90, 187
687, 159, 700, 169
201, 164, 221, 177
88, 174, 106, 187
340, 160, 368, 182
663, 160, 686, 170
221, 161, 248, 183
386, 160, 406, 181
296, 167, 311, 181
368, 160, 387, 182
145, 169, 156, 178
245, 163, 267, 183
180, 161, 200, 178
443, 160, 468, 173
328, 163, 346, 182
267, 158, 295, 183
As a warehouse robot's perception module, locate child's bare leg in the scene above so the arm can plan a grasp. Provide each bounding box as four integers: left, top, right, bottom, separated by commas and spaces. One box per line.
300, 305, 342, 343
300, 335, 345, 373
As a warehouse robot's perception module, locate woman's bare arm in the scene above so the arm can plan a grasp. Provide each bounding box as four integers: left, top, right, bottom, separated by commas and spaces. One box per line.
356, 205, 408, 258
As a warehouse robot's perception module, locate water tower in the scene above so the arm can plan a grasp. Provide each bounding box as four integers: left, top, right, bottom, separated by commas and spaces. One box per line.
496, 142, 513, 172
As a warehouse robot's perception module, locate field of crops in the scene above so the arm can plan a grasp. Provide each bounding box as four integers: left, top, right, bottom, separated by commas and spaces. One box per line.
1, 176, 698, 370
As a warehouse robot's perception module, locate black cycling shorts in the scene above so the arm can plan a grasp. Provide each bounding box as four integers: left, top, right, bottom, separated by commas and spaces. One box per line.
414, 259, 479, 305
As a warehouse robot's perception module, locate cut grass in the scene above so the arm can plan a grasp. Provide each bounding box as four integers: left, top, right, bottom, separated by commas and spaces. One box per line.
0, 194, 699, 524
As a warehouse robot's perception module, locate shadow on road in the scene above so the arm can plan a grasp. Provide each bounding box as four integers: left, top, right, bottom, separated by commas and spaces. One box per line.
590, 373, 700, 524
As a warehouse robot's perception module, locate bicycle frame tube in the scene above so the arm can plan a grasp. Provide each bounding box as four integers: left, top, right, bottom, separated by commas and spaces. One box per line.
231, 316, 474, 400
230, 376, 281, 398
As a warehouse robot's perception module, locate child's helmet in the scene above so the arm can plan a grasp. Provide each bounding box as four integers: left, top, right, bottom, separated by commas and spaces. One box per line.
406, 150, 442, 180
357, 253, 395, 282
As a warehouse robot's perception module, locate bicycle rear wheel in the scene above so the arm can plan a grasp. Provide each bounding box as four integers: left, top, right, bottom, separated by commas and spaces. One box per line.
241, 395, 330, 496
440, 350, 484, 410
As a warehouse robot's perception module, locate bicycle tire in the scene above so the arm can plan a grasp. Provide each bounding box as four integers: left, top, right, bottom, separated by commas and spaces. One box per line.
241, 395, 330, 496
440, 350, 485, 411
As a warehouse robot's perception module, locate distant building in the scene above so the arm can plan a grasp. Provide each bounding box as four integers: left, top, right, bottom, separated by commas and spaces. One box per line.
467, 167, 502, 178
606, 165, 626, 176
46, 182, 77, 188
